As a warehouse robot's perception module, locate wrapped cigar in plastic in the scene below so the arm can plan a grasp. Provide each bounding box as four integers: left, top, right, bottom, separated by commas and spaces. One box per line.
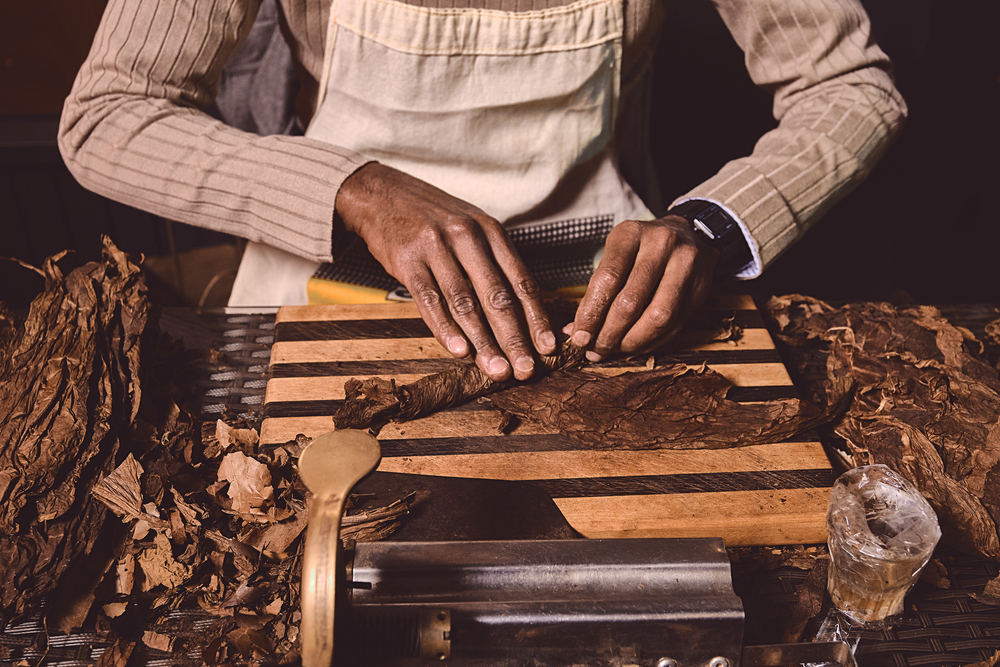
826, 465, 942, 623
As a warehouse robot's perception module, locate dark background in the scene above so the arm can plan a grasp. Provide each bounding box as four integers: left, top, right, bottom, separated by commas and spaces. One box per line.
1, 0, 998, 308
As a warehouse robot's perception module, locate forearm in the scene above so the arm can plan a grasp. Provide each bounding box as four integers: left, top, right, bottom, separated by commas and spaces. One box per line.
678, 0, 907, 275
58, 0, 370, 263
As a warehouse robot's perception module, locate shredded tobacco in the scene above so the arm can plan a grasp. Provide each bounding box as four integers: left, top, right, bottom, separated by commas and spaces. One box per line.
765, 295, 1000, 562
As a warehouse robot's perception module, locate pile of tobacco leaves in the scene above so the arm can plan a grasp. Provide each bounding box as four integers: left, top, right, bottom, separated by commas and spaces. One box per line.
765, 295, 1000, 563
0, 238, 407, 666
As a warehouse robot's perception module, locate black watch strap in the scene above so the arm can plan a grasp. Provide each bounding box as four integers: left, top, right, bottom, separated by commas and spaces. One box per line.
668, 200, 753, 274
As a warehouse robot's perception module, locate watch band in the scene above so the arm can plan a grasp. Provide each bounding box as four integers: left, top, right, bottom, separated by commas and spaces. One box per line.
667, 200, 753, 274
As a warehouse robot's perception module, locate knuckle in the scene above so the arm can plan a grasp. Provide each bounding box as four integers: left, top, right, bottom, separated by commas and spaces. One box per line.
610, 290, 645, 316
450, 293, 479, 317
514, 276, 541, 297
413, 225, 446, 249
442, 214, 478, 241
644, 305, 676, 330
476, 214, 504, 235
615, 219, 644, 237
485, 286, 515, 311
409, 281, 443, 309
590, 269, 624, 298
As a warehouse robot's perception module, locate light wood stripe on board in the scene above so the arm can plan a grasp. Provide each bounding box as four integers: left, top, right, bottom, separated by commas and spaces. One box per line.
554, 489, 829, 545
269, 328, 779, 364
375, 442, 831, 478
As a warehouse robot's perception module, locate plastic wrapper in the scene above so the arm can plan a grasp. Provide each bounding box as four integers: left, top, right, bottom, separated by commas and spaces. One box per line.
826, 465, 941, 622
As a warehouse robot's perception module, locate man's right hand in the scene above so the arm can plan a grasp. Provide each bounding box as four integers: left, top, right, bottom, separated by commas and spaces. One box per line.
334, 163, 556, 382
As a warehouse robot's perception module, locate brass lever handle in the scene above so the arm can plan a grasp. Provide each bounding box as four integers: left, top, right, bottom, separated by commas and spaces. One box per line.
298, 430, 382, 667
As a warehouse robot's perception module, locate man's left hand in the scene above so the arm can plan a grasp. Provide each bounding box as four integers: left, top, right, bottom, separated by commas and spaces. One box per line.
567, 215, 718, 361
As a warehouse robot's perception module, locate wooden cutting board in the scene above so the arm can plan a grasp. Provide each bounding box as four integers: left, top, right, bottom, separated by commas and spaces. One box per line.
261, 294, 833, 546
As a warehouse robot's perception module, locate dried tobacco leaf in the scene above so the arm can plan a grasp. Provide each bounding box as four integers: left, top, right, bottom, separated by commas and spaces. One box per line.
334, 313, 838, 449
0, 236, 149, 626
92, 454, 144, 519
334, 339, 586, 432
217, 451, 274, 515
488, 363, 848, 450
766, 295, 1000, 561
972, 574, 1000, 606
142, 629, 176, 652
137, 532, 192, 591
216, 419, 260, 451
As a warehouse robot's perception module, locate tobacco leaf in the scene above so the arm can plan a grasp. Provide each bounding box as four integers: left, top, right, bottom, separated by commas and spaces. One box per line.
1, 239, 415, 654
971, 574, 1000, 606
488, 363, 848, 450
137, 532, 193, 592
93, 454, 144, 519
0, 236, 149, 626
766, 295, 1000, 561
334, 339, 586, 432
335, 319, 839, 449
217, 452, 274, 515
142, 629, 176, 652
216, 419, 260, 451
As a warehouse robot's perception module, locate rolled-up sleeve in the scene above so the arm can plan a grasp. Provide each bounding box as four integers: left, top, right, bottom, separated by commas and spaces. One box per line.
674, 0, 907, 275
58, 0, 371, 263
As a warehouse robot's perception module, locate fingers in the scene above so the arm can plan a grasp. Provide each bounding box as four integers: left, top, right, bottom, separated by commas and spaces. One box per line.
571, 218, 716, 360
396, 214, 553, 383
449, 218, 553, 381
570, 220, 645, 358
618, 241, 713, 353
337, 164, 554, 382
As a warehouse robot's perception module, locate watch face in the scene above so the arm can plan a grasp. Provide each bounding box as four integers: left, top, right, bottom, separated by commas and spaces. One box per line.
674, 202, 752, 272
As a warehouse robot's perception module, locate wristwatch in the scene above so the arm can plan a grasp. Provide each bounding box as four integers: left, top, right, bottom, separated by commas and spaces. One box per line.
667, 200, 753, 274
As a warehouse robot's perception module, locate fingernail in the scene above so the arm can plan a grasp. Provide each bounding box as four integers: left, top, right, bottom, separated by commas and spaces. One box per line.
573, 331, 591, 347
539, 331, 556, 352
447, 336, 468, 355
586, 351, 602, 362
514, 356, 534, 375
488, 357, 510, 376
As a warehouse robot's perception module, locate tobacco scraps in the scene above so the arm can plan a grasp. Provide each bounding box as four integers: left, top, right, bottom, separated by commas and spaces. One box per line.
766, 295, 1000, 562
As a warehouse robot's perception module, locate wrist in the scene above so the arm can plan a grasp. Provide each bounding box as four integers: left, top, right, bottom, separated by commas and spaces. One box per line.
666, 200, 752, 274
335, 162, 384, 235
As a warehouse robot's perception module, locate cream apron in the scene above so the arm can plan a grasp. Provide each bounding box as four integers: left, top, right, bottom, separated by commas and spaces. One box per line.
229, 0, 653, 306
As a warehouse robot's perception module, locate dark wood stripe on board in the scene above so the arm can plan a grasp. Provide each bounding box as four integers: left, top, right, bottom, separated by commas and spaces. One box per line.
275, 318, 433, 342
533, 469, 836, 498
268, 348, 785, 378
274, 310, 767, 342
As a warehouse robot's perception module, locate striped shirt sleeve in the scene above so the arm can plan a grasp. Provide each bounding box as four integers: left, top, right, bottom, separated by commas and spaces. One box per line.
674, 0, 907, 275
57, 0, 371, 264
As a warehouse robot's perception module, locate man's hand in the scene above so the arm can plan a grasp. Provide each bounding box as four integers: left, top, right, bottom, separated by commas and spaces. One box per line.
335, 163, 556, 382
567, 216, 717, 361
